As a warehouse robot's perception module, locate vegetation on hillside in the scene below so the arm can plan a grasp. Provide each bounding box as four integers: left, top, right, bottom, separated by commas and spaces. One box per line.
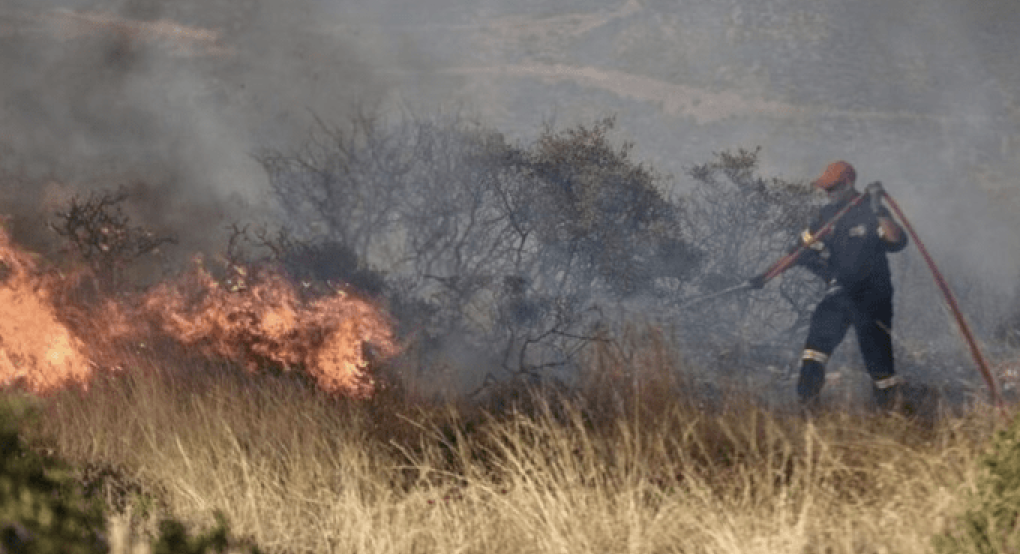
2, 111, 1019, 552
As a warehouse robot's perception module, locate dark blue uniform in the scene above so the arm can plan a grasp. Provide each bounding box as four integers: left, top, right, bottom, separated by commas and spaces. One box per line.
795, 192, 909, 405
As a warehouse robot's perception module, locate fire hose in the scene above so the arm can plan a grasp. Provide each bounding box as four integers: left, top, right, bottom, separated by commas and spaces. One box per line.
679, 193, 868, 309
757, 192, 869, 283
880, 191, 1004, 409
680, 189, 1005, 409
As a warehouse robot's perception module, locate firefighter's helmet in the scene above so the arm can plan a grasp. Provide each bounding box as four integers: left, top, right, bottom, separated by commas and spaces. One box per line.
812, 160, 856, 191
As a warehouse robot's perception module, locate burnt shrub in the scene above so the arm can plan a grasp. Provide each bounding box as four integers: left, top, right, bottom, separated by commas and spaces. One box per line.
256, 112, 701, 381
49, 187, 176, 299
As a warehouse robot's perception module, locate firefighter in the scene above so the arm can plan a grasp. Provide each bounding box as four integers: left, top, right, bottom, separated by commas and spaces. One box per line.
750, 161, 909, 410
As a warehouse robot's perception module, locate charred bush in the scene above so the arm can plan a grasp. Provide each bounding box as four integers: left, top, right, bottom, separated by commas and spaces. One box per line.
676, 147, 822, 362
256, 111, 701, 383
515, 116, 701, 298
49, 187, 175, 297
219, 223, 386, 299
995, 302, 1020, 349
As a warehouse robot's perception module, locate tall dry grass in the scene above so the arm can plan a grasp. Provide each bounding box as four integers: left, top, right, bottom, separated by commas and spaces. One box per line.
13, 328, 1010, 554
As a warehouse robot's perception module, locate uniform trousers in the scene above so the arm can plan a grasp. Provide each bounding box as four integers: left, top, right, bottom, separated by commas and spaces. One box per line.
798, 283, 897, 406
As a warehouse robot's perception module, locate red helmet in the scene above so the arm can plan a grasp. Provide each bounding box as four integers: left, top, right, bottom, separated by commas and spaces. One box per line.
812, 161, 856, 191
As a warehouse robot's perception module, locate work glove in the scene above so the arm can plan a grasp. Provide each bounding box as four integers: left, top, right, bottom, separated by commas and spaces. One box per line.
747, 273, 768, 290
865, 181, 885, 213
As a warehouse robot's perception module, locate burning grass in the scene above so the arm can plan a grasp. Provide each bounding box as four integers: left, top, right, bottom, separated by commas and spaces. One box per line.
0, 226, 92, 391
128, 257, 397, 397
0, 223, 397, 398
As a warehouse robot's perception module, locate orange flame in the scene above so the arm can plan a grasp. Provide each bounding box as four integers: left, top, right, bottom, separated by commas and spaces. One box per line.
0, 227, 92, 392
131, 258, 397, 397
0, 224, 398, 398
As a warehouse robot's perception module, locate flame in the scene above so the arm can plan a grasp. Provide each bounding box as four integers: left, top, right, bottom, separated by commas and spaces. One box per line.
0, 224, 398, 398
130, 258, 398, 398
0, 227, 92, 392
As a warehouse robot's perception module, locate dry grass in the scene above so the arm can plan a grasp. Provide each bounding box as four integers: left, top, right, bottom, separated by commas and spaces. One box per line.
11, 330, 1011, 554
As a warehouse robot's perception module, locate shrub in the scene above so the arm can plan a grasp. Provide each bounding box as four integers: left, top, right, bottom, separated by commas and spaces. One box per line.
0, 404, 107, 554
49, 187, 176, 296
257, 112, 701, 380
934, 412, 1020, 554
151, 512, 263, 554
1, 400, 262, 554
679, 148, 820, 341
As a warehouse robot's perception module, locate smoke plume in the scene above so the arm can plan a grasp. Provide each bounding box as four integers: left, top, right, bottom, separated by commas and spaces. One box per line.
0, 0, 423, 262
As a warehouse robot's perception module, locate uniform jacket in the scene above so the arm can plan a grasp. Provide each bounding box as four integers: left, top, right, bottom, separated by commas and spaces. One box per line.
796, 193, 908, 291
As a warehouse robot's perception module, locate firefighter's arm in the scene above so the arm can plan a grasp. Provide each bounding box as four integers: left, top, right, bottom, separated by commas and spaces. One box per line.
794, 228, 832, 276
749, 222, 830, 289
865, 182, 909, 251
877, 213, 906, 246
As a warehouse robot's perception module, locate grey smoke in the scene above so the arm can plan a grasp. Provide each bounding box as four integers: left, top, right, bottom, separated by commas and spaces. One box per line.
2, 0, 1017, 379
0, 0, 430, 259
439, 0, 1020, 324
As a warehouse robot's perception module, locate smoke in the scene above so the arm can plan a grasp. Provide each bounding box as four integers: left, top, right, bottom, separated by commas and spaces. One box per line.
362, 0, 1020, 396
445, 0, 1020, 319
0, 0, 429, 261
2, 0, 1017, 399
7, 1, 1012, 285
838, 0, 1020, 344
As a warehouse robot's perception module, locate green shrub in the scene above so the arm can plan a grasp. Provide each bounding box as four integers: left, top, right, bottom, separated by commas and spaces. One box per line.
1, 401, 262, 554
935, 412, 1020, 554
150, 512, 263, 554
0, 407, 107, 554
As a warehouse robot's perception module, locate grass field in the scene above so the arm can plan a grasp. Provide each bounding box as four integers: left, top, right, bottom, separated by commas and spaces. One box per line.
4, 331, 1010, 554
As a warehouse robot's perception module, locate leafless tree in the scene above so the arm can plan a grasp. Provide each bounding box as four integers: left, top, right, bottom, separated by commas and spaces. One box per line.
49, 187, 176, 294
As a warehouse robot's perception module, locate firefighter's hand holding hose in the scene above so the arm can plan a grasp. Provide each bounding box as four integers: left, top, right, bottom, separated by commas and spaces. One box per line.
866, 181, 907, 245
865, 181, 885, 213
747, 273, 768, 290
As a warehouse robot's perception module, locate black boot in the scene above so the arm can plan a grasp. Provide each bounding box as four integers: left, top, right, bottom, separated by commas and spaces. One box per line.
872, 376, 903, 412
797, 361, 826, 412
